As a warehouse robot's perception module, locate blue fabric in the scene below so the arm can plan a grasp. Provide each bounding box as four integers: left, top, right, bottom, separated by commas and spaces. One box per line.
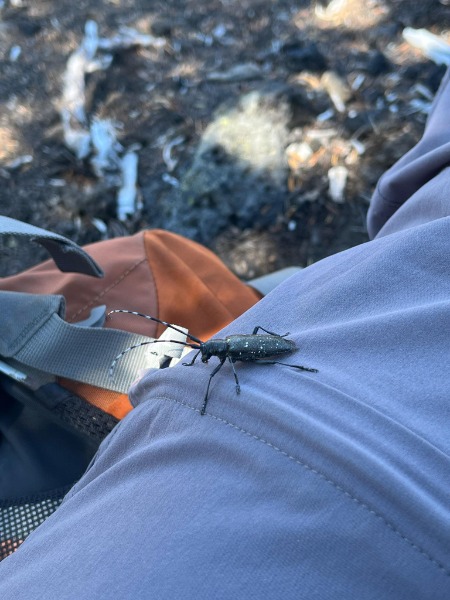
1, 70, 450, 598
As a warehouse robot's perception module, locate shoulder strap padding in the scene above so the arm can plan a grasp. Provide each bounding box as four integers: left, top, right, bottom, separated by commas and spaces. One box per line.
0, 291, 154, 393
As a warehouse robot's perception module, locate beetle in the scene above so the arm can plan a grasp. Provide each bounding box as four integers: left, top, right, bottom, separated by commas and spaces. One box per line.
108, 310, 318, 415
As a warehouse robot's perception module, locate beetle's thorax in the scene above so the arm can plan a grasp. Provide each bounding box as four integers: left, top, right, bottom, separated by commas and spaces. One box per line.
200, 339, 228, 362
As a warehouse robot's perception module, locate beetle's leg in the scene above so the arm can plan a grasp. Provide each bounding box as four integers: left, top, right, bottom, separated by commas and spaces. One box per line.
201, 357, 226, 415
227, 357, 241, 395
182, 350, 201, 367
251, 326, 290, 337
254, 359, 318, 373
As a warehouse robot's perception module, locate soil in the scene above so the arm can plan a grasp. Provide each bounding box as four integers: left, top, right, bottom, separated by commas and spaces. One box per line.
0, 0, 448, 279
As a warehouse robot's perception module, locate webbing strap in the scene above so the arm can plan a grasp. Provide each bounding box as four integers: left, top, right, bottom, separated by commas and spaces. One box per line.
0, 216, 103, 277
0, 291, 187, 393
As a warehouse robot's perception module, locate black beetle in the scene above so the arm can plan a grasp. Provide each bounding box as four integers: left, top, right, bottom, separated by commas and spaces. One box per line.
108, 310, 318, 415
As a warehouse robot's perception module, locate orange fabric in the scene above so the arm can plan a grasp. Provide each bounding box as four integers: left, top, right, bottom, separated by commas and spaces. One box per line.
144, 230, 261, 341
58, 382, 132, 420
0, 229, 261, 419
0, 232, 159, 336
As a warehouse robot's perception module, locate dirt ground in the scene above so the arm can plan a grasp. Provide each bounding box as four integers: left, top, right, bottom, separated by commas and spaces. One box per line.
0, 0, 448, 279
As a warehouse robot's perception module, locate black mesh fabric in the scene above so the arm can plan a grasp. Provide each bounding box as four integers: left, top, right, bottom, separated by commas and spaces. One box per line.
52, 393, 119, 442
0, 380, 119, 561
0, 486, 71, 561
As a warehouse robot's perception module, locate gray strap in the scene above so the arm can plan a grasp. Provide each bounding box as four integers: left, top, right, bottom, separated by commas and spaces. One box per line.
0, 216, 103, 277
0, 291, 154, 393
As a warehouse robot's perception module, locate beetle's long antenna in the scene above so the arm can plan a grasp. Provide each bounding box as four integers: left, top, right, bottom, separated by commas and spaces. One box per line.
107, 309, 204, 344
109, 338, 200, 379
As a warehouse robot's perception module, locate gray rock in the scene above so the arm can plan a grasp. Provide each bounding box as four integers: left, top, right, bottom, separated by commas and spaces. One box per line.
177, 88, 291, 239
157, 85, 324, 244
